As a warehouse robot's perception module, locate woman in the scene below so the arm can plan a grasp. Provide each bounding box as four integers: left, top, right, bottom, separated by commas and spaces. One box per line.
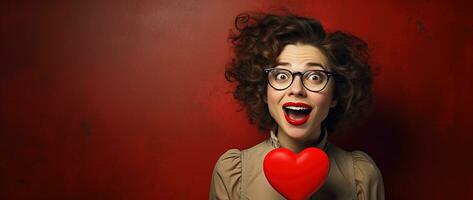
210, 12, 384, 200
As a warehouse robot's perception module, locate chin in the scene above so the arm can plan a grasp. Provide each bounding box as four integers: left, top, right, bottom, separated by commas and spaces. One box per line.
280, 124, 313, 141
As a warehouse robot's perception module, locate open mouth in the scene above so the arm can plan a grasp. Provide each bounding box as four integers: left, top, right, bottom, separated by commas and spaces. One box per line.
282, 102, 312, 126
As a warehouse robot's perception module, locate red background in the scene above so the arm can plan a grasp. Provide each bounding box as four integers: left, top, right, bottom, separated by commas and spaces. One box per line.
1, 0, 472, 199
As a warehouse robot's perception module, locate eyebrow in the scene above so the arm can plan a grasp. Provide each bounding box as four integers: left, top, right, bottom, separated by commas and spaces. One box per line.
274, 62, 326, 70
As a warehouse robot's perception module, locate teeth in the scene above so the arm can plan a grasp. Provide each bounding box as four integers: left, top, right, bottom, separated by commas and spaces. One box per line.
284, 106, 310, 110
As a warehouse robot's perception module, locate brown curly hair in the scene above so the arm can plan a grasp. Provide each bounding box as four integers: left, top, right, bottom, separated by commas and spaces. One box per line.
224, 12, 373, 132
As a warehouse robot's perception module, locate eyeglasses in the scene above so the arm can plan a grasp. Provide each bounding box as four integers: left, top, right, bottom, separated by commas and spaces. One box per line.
264, 68, 339, 92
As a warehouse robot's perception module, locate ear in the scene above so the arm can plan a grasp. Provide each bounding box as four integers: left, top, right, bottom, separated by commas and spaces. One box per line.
330, 99, 337, 108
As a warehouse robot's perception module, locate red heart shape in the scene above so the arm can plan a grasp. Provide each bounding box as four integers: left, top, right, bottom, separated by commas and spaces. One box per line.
263, 147, 329, 200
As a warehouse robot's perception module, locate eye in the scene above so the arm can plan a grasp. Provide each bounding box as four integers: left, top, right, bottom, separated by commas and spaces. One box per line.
305, 71, 326, 83
275, 73, 288, 80
308, 73, 321, 81
271, 69, 291, 81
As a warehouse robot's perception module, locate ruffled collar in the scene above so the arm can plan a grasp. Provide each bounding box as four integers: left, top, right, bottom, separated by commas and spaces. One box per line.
269, 127, 329, 151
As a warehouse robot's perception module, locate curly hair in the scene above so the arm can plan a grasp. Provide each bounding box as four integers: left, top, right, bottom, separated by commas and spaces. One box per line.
224, 12, 373, 132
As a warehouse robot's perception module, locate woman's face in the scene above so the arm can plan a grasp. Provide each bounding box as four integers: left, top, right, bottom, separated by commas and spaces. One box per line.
267, 43, 337, 141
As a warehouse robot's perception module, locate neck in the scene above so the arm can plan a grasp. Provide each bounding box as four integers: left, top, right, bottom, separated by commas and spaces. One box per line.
277, 126, 323, 153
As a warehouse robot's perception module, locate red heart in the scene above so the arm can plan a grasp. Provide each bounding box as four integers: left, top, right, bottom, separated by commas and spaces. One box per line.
263, 147, 329, 200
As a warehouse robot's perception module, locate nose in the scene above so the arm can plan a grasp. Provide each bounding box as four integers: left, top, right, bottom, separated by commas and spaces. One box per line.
288, 75, 307, 97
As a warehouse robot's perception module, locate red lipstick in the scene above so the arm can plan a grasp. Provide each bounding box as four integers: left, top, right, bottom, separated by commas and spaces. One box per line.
282, 102, 312, 126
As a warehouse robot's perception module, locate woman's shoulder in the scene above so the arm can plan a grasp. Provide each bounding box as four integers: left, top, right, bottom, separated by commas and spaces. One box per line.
214, 148, 242, 173
210, 140, 271, 199
351, 150, 383, 183
326, 143, 384, 199
351, 150, 385, 200
214, 139, 271, 168
327, 143, 382, 180
210, 149, 242, 199
352, 150, 379, 168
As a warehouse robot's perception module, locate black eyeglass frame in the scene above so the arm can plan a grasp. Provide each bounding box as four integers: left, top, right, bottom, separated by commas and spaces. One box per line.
263, 68, 341, 92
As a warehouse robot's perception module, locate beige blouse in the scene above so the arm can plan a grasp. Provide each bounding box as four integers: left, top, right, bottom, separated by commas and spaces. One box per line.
209, 129, 385, 200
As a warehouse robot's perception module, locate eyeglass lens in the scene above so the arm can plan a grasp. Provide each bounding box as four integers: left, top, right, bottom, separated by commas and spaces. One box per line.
267, 69, 329, 91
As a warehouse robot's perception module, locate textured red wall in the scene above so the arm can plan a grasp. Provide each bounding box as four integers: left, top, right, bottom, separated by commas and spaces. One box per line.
1, 0, 472, 199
